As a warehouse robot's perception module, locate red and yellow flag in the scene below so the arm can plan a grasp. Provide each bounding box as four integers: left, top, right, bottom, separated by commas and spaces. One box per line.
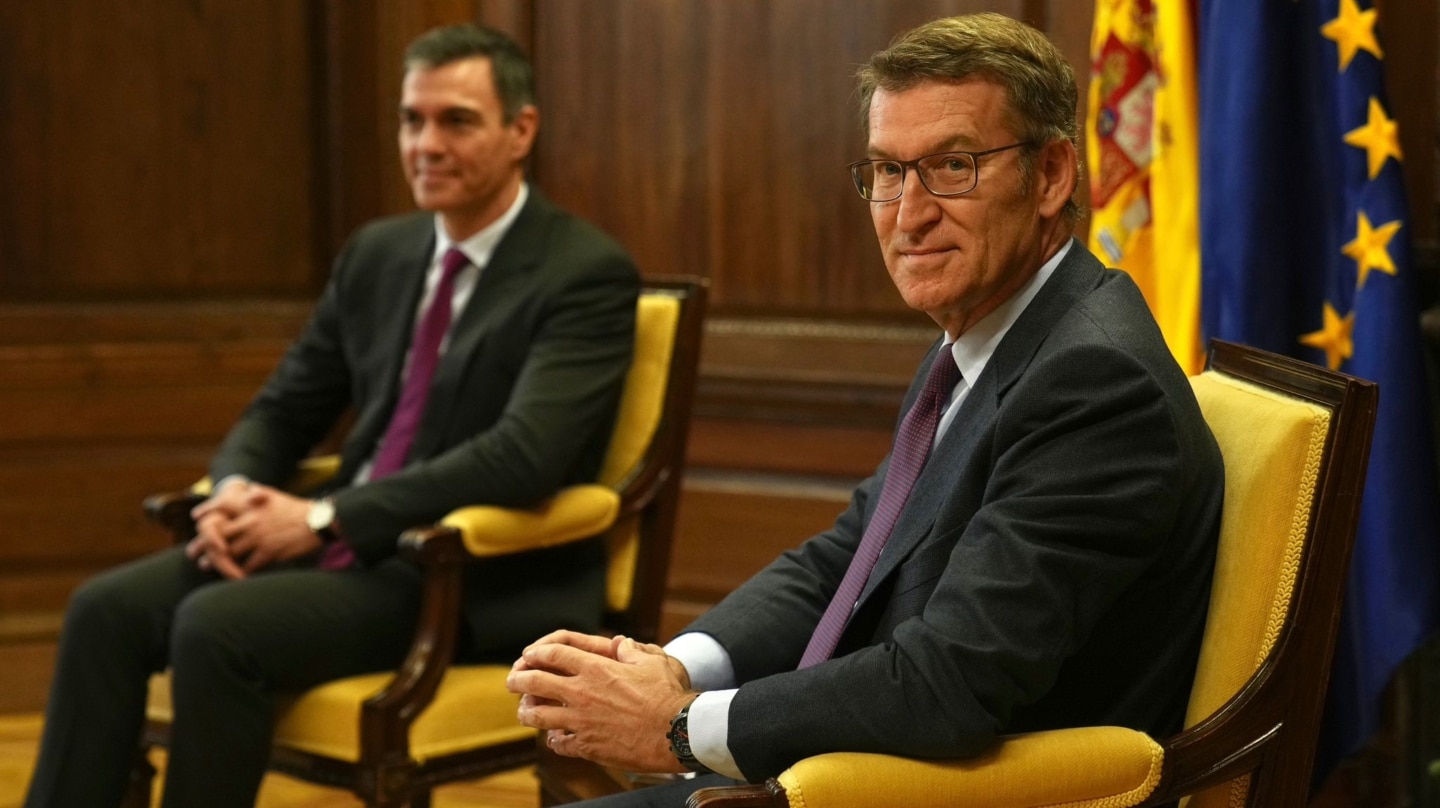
1086, 0, 1202, 373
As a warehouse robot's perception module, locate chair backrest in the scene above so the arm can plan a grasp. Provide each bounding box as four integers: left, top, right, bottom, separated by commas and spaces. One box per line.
1155, 340, 1376, 807
595, 277, 707, 642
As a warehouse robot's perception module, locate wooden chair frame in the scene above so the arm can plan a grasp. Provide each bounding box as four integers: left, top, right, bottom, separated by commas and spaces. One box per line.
673, 340, 1378, 808
128, 276, 708, 808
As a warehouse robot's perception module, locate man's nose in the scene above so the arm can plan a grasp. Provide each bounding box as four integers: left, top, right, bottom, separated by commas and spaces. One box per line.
894, 170, 941, 231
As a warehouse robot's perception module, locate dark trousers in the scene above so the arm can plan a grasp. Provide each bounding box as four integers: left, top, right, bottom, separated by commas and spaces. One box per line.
23, 545, 425, 808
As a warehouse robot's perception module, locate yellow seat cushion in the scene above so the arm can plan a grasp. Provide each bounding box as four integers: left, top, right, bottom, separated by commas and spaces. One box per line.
776, 726, 1163, 808
148, 666, 532, 763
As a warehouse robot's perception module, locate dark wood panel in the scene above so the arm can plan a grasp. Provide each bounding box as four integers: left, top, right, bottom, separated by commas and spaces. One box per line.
0, 1, 321, 300
0, 641, 56, 714
531, 0, 1034, 317
689, 419, 893, 479
667, 475, 854, 602
0, 345, 287, 444
0, 444, 212, 568
1377, 0, 1437, 242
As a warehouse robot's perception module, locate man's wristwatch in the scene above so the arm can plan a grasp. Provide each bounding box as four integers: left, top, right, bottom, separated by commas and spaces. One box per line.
667, 698, 714, 775
306, 497, 340, 542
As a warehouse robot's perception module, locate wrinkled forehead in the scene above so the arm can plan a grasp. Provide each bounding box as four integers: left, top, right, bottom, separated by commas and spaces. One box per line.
866, 77, 1014, 156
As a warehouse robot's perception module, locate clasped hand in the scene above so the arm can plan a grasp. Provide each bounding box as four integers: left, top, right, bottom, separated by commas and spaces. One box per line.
507, 630, 696, 774
185, 480, 321, 579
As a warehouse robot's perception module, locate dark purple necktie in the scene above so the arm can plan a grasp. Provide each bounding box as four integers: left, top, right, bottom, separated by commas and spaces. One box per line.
319, 247, 470, 570
797, 346, 962, 668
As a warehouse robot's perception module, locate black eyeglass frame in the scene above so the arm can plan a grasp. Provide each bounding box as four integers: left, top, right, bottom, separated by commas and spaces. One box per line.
847, 141, 1034, 202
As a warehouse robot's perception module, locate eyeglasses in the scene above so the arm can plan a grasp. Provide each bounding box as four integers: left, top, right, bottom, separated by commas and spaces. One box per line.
847, 142, 1033, 202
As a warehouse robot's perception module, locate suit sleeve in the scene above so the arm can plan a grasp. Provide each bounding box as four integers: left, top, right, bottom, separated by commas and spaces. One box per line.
708, 341, 1193, 780
207, 246, 357, 487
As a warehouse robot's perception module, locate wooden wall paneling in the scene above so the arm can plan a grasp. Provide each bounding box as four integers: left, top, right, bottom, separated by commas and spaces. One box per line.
532, 0, 1037, 318
1376, 0, 1438, 243
0, 0, 320, 300
478, 0, 537, 52
0, 301, 306, 712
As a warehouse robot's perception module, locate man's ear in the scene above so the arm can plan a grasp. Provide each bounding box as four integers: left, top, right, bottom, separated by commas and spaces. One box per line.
509, 104, 540, 161
1034, 138, 1078, 219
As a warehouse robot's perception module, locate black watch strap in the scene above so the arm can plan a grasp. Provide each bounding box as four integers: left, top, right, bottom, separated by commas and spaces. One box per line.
666, 698, 714, 775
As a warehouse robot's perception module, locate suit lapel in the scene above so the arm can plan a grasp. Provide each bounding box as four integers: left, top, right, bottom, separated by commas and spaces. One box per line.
345, 217, 436, 467
855, 240, 1108, 608
410, 191, 556, 456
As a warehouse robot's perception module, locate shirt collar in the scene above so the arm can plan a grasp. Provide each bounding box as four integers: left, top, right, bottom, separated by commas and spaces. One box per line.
944, 238, 1073, 384
432, 182, 530, 269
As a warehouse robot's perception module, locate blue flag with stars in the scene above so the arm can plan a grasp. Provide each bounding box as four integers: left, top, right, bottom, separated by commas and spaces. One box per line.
1198, 0, 1440, 782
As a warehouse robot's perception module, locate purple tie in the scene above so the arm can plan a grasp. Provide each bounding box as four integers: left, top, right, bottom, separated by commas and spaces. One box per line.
319, 247, 470, 570
797, 346, 962, 668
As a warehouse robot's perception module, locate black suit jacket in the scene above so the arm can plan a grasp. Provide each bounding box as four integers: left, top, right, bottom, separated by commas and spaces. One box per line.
210, 190, 640, 651
688, 241, 1224, 780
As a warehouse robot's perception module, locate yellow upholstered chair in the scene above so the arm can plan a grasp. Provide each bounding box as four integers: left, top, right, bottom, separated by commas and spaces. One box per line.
683, 339, 1378, 808
127, 277, 708, 808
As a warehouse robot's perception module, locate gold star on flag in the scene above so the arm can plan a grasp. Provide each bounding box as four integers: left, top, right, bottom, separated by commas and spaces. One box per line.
1342, 210, 1402, 289
1321, 0, 1383, 71
1344, 97, 1403, 179
1300, 303, 1355, 371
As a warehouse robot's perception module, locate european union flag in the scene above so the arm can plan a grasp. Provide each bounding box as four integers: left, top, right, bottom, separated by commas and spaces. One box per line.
1198, 0, 1440, 782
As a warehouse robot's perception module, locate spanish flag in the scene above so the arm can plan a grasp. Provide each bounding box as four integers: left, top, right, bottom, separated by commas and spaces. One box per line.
1086, 0, 1202, 374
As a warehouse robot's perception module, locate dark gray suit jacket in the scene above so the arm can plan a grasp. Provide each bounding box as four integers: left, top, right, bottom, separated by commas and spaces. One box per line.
210, 190, 640, 651
688, 240, 1224, 780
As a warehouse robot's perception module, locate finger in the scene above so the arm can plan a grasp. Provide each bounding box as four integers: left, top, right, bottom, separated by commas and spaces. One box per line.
228, 531, 258, 559
545, 729, 582, 758
524, 639, 623, 677
187, 532, 227, 561
242, 545, 274, 574
504, 665, 576, 708
221, 510, 261, 542
209, 551, 247, 581
615, 636, 665, 663
522, 630, 617, 659
515, 694, 572, 731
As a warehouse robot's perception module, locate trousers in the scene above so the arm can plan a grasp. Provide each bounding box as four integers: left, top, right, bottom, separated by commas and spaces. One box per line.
23, 545, 425, 808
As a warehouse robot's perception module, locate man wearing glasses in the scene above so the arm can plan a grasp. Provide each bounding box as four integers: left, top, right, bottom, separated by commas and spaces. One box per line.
507, 13, 1224, 804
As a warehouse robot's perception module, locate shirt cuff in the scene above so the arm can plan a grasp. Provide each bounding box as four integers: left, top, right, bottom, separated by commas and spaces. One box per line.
664, 632, 737, 692
688, 689, 744, 780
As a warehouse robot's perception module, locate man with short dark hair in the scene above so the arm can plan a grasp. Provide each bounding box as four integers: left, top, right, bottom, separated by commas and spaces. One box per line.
507, 14, 1222, 805
25, 23, 639, 808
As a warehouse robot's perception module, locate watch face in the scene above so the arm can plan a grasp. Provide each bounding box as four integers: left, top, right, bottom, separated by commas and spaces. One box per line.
668, 708, 699, 768
307, 499, 335, 533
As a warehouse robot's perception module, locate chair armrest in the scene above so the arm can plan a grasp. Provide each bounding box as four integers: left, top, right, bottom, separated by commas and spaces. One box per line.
142, 492, 207, 544
432, 484, 622, 558
287, 455, 343, 494
689, 727, 1164, 808
365, 486, 617, 755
